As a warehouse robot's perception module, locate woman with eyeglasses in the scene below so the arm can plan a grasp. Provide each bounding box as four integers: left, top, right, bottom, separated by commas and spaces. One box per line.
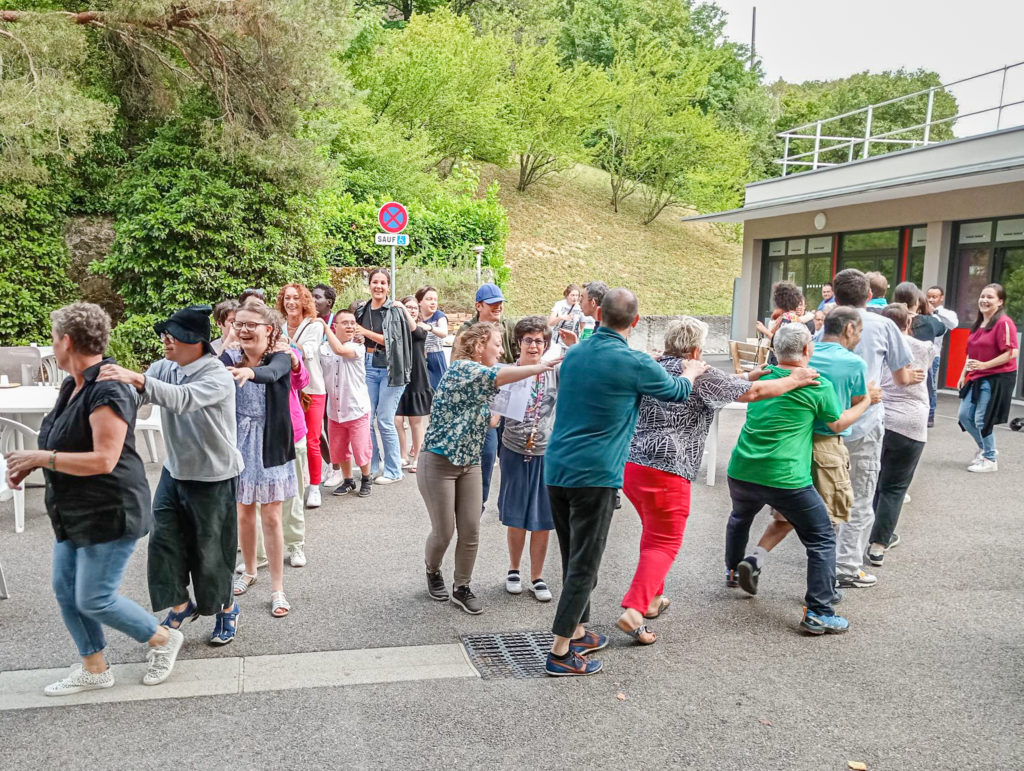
497, 317, 561, 602
222, 300, 298, 618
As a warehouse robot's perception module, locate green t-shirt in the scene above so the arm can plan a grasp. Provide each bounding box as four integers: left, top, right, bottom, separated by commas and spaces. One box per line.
809, 341, 867, 438
727, 366, 842, 489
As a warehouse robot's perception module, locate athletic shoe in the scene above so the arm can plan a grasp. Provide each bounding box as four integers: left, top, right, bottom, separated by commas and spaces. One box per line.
358, 477, 372, 497
44, 665, 115, 696
886, 533, 901, 550
800, 608, 850, 635
289, 547, 307, 568
967, 458, 998, 473
324, 469, 344, 488
143, 627, 185, 686
614, 492, 622, 510
866, 548, 885, 567
529, 578, 553, 602
451, 584, 483, 614
210, 603, 240, 646
971, 449, 998, 465
545, 651, 602, 677
832, 589, 845, 606
927, 418, 935, 428
737, 556, 760, 596
306, 485, 321, 508
374, 475, 400, 485
426, 570, 448, 601
235, 557, 269, 574
505, 571, 523, 594
725, 569, 739, 588
569, 629, 608, 655
902, 492, 911, 504
332, 479, 357, 496
836, 569, 878, 588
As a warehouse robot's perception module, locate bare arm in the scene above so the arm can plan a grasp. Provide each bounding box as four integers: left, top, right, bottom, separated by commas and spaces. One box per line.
892, 365, 926, 386
735, 367, 819, 403
495, 360, 559, 387
427, 315, 448, 340
825, 381, 882, 433
4, 407, 128, 486
324, 325, 360, 359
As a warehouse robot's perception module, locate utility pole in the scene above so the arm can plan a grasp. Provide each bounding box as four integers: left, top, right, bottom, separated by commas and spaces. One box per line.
749, 7, 757, 70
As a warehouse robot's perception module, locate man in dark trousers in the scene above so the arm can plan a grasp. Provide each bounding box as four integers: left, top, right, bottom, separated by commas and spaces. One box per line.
543, 288, 707, 676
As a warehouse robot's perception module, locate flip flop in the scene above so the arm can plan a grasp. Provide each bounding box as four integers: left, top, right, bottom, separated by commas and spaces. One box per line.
644, 597, 671, 619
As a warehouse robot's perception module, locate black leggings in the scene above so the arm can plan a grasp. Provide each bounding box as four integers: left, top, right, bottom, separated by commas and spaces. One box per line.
869, 429, 925, 547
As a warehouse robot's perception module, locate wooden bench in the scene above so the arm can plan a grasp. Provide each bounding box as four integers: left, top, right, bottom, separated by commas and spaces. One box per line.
728, 340, 768, 374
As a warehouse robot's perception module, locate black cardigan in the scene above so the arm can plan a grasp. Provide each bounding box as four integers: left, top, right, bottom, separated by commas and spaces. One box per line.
959, 371, 1017, 438
220, 350, 296, 468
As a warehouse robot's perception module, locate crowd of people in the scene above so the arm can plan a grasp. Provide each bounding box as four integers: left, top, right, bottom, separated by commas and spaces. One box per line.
3, 269, 1017, 691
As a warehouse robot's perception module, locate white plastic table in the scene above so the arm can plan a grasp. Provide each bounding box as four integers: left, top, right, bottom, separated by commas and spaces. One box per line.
704, 401, 747, 486
0, 385, 60, 429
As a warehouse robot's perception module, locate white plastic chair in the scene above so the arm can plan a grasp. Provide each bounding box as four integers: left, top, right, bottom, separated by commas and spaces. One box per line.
135, 404, 163, 463
39, 355, 67, 386
0, 417, 39, 533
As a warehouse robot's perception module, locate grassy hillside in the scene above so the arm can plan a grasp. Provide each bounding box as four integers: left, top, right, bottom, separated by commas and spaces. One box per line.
481, 164, 742, 317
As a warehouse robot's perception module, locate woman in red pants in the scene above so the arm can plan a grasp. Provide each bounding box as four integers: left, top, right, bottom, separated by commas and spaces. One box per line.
619, 318, 816, 643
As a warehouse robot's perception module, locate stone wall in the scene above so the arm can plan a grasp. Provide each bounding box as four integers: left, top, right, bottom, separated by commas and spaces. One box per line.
628, 315, 731, 355
65, 216, 122, 322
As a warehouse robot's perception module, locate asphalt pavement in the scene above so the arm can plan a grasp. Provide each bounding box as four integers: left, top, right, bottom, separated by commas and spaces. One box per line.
0, 391, 1021, 770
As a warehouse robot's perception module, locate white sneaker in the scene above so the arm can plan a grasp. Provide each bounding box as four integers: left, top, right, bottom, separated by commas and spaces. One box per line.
968, 458, 998, 473
143, 627, 184, 686
836, 569, 878, 588
529, 579, 553, 602
235, 557, 268, 574
289, 546, 307, 568
374, 475, 400, 485
902, 492, 911, 504
323, 469, 344, 488
306, 485, 322, 508
505, 572, 523, 594
44, 664, 115, 696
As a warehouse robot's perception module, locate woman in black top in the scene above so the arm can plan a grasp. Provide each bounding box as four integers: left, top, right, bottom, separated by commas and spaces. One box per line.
220, 299, 298, 617
395, 296, 433, 471
4, 303, 184, 695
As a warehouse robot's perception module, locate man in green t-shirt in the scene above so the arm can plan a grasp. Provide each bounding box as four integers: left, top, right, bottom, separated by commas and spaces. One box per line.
723, 323, 853, 635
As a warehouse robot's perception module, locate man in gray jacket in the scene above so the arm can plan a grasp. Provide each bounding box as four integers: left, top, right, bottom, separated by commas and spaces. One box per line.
100, 305, 244, 653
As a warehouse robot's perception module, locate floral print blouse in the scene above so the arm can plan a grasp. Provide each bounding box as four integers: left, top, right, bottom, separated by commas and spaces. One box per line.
423, 359, 499, 466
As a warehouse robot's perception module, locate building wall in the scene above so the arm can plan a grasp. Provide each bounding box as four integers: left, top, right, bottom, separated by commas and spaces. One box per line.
734, 180, 1024, 337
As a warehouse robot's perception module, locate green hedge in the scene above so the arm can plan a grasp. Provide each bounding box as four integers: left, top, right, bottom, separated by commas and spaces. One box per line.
106, 313, 164, 371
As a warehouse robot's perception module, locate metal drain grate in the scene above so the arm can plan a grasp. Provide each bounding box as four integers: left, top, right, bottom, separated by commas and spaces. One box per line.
460, 631, 554, 679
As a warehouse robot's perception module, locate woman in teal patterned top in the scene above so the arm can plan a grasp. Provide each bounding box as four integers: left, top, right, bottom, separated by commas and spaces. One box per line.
418, 322, 559, 615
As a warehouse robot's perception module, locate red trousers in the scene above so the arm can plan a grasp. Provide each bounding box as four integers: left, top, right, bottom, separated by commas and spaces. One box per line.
303, 394, 327, 485
621, 462, 691, 613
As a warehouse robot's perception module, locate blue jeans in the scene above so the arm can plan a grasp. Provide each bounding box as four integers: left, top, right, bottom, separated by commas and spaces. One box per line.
52, 536, 158, 657
365, 356, 406, 479
480, 427, 498, 504
958, 378, 996, 461
928, 357, 940, 421
725, 477, 837, 616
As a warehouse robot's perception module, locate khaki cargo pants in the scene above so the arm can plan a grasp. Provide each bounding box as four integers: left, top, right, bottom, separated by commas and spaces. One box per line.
811, 434, 853, 525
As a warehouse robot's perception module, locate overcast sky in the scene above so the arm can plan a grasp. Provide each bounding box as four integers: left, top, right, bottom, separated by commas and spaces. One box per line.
714, 0, 1024, 134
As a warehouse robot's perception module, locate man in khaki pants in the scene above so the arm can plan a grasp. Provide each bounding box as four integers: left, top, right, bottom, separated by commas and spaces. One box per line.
734, 306, 881, 593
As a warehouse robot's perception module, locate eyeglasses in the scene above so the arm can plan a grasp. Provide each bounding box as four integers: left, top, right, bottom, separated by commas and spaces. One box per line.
521, 337, 547, 347
159, 332, 177, 343
231, 321, 266, 331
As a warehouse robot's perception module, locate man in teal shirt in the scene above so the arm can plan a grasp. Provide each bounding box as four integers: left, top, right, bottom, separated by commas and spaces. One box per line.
544, 288, 707, 676
739, 306, 880, 587
724, 323, 854, 635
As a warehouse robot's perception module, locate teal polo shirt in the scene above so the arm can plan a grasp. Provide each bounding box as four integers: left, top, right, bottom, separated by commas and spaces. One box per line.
808, 341, 867, 437
544, 327, 693, 489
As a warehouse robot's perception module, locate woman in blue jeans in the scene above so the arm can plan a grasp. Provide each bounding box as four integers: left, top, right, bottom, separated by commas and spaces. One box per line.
3, 303, 184, 695
355, 269, 414, 483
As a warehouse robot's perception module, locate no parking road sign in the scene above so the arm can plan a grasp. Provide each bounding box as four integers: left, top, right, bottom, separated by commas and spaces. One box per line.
378, 202, 408, 234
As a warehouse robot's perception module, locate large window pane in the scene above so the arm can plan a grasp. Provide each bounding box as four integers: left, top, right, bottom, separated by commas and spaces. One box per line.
842, 230, 900, 252
878, 257, 897, 299
806, 256, 832, 306
785, 258, 806, 295
840, 256, 876, 274
907, 247, 925, 288
955, 248, 991, 323
997, 247, 1024, 324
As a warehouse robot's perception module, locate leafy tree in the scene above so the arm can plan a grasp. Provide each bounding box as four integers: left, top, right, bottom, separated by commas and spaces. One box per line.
503, 39, 608, 191
770, 69, 958, 174
345, 9, 512, 171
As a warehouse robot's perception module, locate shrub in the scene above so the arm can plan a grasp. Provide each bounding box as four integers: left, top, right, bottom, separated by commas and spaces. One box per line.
105, 313, 164, 371
94, 118, 328, 317
0, 180, 76, 345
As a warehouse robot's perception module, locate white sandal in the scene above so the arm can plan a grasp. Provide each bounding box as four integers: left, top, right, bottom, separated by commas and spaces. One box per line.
271, 591, 290, 618
233, 572, 257, 596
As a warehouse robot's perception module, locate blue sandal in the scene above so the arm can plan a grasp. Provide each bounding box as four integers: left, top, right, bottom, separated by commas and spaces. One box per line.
210, 603, 240, 646
161, 599, 199, 629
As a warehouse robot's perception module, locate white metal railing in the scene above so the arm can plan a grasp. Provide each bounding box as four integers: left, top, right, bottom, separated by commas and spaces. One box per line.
774, 61, 1024, 176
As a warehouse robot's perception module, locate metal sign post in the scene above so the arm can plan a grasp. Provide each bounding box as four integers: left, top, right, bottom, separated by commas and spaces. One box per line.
473, 245, 484, 286
377, 202, 409, 292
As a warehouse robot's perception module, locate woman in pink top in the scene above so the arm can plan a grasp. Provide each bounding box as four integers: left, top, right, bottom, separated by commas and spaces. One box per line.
957, 283, 1019, 473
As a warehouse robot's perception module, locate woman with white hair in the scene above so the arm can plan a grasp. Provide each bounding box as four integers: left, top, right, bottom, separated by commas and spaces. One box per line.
617, 317, 817, 644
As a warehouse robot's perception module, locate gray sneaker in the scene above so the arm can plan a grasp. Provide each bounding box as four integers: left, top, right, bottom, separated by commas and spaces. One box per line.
44, 665, 115, 696
426, 570, 448, 601
451, 584, 483, 615
143, 627, 185, 686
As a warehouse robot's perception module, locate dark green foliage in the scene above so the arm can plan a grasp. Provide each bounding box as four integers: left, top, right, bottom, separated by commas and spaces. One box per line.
0, 179, 76, 345
105, 313, 164, 371
94, 118, 328, 317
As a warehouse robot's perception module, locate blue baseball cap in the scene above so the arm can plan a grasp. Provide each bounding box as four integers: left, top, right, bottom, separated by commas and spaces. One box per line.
475, 283, 505, 304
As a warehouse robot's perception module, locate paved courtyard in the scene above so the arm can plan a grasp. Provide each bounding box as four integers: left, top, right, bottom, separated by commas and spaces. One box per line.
1, 394, 1021, 770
